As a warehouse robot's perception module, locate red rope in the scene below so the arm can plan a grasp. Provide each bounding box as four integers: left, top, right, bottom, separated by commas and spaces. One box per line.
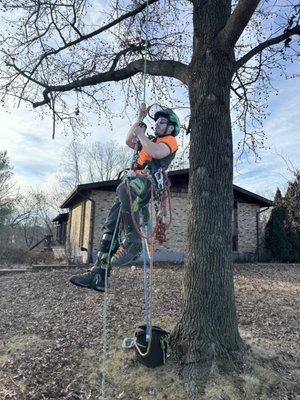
124, 171, 172, 245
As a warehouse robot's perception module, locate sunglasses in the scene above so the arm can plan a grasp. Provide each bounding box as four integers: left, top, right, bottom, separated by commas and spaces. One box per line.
156, 118, 169, 125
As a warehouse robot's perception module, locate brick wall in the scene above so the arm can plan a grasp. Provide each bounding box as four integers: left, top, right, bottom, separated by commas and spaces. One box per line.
66, 189, 261, 263
89, 190, 188, 259
91, 191, 116, 257
237, 202, 260, 254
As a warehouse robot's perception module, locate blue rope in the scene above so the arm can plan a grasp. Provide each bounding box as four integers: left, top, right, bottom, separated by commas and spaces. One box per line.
143, 220, 153, 342
142, 235, 151, 341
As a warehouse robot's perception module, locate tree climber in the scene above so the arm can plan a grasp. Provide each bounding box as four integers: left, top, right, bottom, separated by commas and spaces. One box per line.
69, 104, 180, 292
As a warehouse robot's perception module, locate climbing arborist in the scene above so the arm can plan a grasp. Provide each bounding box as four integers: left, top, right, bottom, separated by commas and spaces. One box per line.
69, 103, 180, 292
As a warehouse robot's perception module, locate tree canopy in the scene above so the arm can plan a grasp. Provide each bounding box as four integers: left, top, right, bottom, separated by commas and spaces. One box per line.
0, 1, 299, 151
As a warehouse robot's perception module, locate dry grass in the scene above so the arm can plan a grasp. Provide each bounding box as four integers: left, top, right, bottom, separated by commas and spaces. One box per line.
0, 263, 299, 399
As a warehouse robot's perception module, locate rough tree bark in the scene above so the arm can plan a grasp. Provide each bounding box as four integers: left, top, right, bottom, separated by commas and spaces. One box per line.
172, 1, 245, 378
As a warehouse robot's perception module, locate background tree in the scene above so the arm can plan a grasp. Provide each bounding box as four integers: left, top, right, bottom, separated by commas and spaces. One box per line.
83, 140, 131, 182
0, 150, 20, 228
265, 173, 300, 262
14, 189, 55, 249
264, 202, 291, 262
0, 0, 299, 385
56, 139, 131, 189
284, 171, 300, 229
282, 171, 300, 262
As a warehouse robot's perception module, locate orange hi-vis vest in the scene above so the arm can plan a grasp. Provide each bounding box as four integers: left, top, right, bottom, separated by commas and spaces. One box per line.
135, 135, 178, 172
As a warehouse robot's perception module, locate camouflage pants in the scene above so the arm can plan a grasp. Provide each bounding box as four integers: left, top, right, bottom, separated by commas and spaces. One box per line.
103, 176, 151, 244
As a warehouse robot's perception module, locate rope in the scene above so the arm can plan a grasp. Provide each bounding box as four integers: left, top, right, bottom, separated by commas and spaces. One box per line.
142, 233, 151, 340
101, 3, 153, 391
133, 184, 156, 358
101, 207, 121, 400
142, 0, 150, 104
124, 171, 172, 242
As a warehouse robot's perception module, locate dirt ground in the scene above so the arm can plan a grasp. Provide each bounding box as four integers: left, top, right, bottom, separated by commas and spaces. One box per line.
0, 263, 299, 400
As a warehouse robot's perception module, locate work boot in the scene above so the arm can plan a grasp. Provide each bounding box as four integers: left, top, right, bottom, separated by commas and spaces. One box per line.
110, 241, 142, 267
69, 264, 111, 292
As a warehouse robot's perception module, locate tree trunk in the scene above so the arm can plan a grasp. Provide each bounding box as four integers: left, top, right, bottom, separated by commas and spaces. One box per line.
172, 0, 245, 380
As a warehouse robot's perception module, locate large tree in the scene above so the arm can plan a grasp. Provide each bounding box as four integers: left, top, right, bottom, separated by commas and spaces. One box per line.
0, 0, 299, 382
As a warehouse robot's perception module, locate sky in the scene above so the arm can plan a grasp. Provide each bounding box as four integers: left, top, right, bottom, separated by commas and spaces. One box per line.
1, 68, 299, 203
0, 3, 299, 204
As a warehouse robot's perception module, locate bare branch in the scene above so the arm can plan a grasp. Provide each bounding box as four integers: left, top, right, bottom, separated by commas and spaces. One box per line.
218, 0, 261, 49
235, 25, 300, 71
31, 59, 188, 108
21, 0, 159, 78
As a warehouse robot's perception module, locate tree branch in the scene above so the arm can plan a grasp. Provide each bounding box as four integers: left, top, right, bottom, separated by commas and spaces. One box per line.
235, 25, 300, 71
32, 59, 188, 108
109, 44, 145, 72
25, 0, 159, 78
218, 0, 261, 49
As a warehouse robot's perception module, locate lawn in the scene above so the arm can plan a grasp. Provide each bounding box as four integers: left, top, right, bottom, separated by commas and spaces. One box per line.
0, 263, 299, 399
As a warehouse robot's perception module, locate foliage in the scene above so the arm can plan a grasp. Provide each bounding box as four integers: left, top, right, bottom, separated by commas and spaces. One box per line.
0, 245, 55, 265
264, 206, 292, 262
0, 150, 19, 228
265, 173, 300, 262
286, 229, 300, 262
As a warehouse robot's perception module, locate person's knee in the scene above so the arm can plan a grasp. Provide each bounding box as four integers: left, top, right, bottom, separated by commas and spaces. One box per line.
116, 181, 127, 197
117, 183, 131, 211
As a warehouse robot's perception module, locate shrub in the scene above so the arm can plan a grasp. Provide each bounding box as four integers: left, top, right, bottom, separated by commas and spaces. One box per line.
0, 246, 55, 266
264, 207, 292, 262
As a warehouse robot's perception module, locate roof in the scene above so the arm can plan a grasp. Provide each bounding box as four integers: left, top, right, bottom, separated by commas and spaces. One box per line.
60, 169, 273, 209
52, 212, 69, 223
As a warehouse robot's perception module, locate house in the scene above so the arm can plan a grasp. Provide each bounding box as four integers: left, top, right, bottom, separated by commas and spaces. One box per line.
52, 212, 69, 245
57, 169, 273, 264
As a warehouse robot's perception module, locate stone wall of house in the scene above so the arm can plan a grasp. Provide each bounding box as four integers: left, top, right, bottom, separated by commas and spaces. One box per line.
91, 191, 117, 257
89, 190, 189, 260
237, 202, 260, 255
66, 189, 263, 264
67, 203, 84, 263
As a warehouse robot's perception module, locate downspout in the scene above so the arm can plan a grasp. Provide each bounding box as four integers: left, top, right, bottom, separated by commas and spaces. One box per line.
256, 206, 271, 262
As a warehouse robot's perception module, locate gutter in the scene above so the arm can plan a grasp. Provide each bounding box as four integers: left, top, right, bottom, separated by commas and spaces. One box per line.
256, 206, 271, 262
